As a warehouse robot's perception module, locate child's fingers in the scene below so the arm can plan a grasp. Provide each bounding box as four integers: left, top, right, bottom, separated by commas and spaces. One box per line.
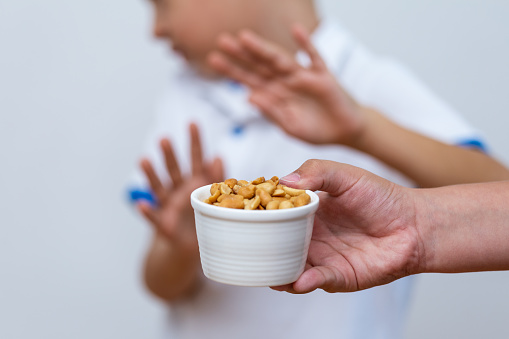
292, 24, 327, 71
249, 92, 287, 127
138, 202, 178, 241
160, 138, 183, 188
238, 30, 298, 76
189, 123, 205, 177
140, 158, 167, 204
209, 157, 225, 184
216, 33, 273, 79
207, 51, 264, 88
282, 71, 323, 94
137, 201, 161, 227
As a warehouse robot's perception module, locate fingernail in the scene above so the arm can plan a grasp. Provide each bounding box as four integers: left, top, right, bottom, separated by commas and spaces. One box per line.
280, 172, 300, 184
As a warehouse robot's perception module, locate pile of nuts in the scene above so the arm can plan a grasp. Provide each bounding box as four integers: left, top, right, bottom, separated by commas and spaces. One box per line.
204, 176, 311, 210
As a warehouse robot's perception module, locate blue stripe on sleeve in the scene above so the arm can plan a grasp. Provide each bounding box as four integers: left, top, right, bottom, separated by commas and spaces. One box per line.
226, 80, 244, 91
455, 139, 488, 153
127, 188, 157, 207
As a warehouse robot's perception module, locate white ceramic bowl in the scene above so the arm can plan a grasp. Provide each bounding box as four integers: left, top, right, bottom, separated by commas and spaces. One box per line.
190, 185, 319, 287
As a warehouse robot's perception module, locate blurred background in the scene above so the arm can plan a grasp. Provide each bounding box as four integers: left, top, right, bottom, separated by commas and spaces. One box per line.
1, 0, 508, 338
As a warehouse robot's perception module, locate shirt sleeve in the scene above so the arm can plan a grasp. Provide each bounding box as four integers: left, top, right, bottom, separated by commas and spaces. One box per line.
340, 44, 487, 151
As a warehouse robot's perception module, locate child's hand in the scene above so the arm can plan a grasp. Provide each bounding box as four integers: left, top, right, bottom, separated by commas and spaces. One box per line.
137, 123, 224, 249
208, 24, 365, 146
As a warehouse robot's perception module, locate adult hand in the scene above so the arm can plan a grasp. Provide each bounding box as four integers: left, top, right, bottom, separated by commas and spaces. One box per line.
273, 159, 423, 293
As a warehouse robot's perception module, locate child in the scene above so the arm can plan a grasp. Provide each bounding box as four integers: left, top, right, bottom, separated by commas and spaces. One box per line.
129, 0, 508, 338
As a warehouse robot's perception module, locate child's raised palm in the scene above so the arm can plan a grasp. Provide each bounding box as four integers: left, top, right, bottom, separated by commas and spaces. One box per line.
208, 25, 365, 145
138, 123, 223, 250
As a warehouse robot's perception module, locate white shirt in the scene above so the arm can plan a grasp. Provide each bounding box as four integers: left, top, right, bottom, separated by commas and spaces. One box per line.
130, 19, 484, 339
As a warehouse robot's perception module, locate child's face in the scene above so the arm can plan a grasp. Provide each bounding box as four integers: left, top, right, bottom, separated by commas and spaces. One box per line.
149, 0, 254, 75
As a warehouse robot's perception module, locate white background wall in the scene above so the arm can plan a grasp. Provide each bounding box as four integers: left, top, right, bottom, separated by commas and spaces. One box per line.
0, 1, 508, 338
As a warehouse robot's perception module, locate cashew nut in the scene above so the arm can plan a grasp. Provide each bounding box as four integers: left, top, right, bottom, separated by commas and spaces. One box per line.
292, 193, 311, 207
266, 200, 280, 210
237, 184, 256, 199
256, 181, 276, 195
224, 178, 238, 189
282, 186, 306, 197
218, 195, 244, 209
279, 200, 294, 209
251, 177, 265, 185
220, 183, 232, 195
256, 188, 273, 207
244, 195, 261, 210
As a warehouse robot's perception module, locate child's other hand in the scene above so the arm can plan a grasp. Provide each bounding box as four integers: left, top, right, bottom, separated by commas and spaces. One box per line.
208, 24, 365, 146
137, 123, 224, 249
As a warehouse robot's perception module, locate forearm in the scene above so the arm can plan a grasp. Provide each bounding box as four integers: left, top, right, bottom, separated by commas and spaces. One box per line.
352, 107, 509, 187
144, 232, 202, 301
416, 181, 509, 274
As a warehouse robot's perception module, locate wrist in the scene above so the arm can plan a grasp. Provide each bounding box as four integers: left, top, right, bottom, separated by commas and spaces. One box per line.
156, 230, 201, 264
411, 188, 439, 275
344, 106, 376, 149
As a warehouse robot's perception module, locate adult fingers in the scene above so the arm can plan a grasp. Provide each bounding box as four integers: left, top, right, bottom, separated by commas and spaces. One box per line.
271, 266, 349, 294
292, 24, 327, 71
207, 51, 264, 88
270, 284, 294, 293
140, 158, 167, 204
238, 29, 298, 76
292, 266, 348, 293
160, 138, 183, 187
270, 263, 313, 293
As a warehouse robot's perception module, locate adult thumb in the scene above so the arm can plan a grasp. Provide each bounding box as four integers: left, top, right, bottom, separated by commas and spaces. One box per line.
280, 159, 371, 197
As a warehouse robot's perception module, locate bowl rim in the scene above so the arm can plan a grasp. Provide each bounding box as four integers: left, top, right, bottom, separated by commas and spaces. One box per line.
190, 184, 319, 222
